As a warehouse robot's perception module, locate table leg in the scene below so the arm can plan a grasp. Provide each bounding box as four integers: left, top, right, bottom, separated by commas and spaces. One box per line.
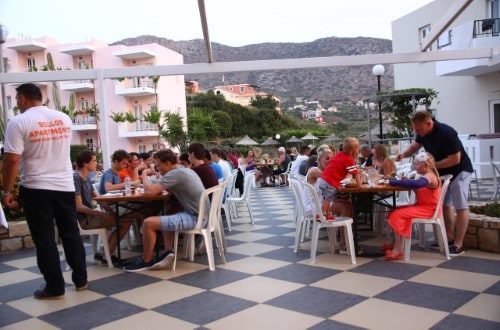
115, 203, 121, 261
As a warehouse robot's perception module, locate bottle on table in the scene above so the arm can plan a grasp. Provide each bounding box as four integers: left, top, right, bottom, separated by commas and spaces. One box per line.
124, 176, 132, 196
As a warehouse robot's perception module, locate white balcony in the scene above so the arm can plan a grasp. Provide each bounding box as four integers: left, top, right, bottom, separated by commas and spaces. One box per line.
113, 48, 155, 60
60, 80, 94, 92
58, 44, 95, 56
118, 121, 159, 138
72, 115, 97, 131
6, 40, 47, 52
436, 19, 500, 77
115, 78, 156, 96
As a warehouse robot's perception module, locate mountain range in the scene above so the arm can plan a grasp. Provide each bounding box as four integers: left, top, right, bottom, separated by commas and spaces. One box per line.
112, 35, 394, 106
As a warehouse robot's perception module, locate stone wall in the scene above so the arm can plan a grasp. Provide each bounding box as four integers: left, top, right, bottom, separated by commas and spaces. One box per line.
0, 220, 35, 253
465, 213, 500, 254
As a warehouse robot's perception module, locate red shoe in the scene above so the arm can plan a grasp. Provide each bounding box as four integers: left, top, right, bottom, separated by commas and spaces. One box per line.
384, 250, 404, 260
381, 243, 394, 251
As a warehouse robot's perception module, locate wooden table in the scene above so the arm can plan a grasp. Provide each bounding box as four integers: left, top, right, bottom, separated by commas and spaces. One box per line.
338, 184, 411, 256
94, 191, 170, 261
255, 162, 277, 186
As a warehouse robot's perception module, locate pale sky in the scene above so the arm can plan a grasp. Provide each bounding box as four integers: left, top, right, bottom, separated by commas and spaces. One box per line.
0, 0, 433, 46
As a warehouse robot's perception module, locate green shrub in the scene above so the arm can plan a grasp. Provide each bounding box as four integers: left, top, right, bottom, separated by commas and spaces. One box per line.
470, 202, 500, 217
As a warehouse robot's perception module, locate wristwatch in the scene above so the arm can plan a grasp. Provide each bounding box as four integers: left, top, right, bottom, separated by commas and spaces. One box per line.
1, 190, 12, 198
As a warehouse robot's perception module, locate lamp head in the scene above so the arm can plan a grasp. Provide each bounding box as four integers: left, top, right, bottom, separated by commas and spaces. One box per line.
275, 134, 281, 140
372, 64, 385, 77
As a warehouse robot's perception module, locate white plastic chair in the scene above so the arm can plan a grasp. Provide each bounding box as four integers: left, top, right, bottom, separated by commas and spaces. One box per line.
403, 174, 453, 261
220, 172, 238, 232
289, 179, 315, 252
77, 222, 113, 268
226, 171, 255, 225
279, 161, 294, 186
302, 181, 356, 264
172, 184, 226, 271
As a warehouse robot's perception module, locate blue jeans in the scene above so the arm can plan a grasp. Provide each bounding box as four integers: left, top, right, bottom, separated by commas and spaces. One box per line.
20, 186, 87, 294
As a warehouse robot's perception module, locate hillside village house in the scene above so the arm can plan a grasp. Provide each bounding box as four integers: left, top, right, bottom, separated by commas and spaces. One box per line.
392, 0, 500, 178
2, 37, 187, 163
214, 84, 281, 112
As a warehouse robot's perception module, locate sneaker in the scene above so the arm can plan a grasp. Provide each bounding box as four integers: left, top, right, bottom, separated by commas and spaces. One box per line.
150, 251, 175, 270
430, 240, 454, 250
76, 281, 89, 292
94, 253, 104, 261
34, 287, 64, 300
123, 257, 155, 272
449, 245, 466, 257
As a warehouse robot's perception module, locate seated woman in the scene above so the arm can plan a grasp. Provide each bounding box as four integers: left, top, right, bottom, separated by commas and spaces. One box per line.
383, 152, 441, 260
372, 144, 397, 177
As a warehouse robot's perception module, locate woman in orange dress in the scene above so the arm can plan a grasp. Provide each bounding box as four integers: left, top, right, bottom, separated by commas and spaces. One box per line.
383, 151, 441, 260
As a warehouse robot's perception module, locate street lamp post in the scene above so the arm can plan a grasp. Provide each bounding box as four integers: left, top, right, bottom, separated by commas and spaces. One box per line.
372, 64, 385, 143
0, 24, 9, 136
275, 133, 281, 146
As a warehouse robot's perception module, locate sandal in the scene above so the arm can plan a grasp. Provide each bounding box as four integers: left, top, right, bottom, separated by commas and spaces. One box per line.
384, 250, 404, 260
381, 243, 394, 251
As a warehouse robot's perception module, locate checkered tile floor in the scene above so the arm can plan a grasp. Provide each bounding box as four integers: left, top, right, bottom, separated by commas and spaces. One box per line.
1, 186, 499, 329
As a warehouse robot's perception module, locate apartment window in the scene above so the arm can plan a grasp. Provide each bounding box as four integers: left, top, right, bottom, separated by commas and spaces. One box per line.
492, 101, 500, 133
133, 105, 142, 131
77, 61, 88, 69
85, 138, 94, 151
80, 100, 89, 110
27, 57, 36, 70
437, 30, 452, 49
240, 86, 245, 93
138, 144, 147, 153
419, 24, 432, 51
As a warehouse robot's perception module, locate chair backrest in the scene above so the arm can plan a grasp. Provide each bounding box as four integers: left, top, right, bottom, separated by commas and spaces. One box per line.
289, 173, 306, 182
429, 174, 453, 221
301, 180, 325, 222
285, 161, 294, 174
226, 172, 238, 196
240, 171, 256, 199
194, 184, 224, 230
289, 178, 307, 221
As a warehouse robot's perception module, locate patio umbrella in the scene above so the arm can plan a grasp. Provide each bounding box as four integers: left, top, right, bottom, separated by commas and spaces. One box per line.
301, 132, 318, 141
235, 135, 259, 145
260, 137, 279, 146
323, 134, 341, 142
285, 136, 302, 143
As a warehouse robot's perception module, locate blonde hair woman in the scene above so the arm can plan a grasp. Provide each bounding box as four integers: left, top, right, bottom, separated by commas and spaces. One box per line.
383, 152, 440, 260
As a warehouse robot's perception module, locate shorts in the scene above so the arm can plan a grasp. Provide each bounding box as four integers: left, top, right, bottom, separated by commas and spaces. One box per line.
78, 214, 113, 230
444, 171, 471, 210
318, 178, 338, 202
160, 211, 198, 231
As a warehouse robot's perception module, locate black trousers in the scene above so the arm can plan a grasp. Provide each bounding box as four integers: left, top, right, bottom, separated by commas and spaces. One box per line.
20, 186, 87, 294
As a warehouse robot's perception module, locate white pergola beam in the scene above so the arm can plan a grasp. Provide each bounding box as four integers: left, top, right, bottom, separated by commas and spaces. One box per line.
0, 47, 495, 84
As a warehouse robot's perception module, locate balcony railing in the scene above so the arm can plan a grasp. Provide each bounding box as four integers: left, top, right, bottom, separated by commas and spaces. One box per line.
473, 18, 499, 38
73, 115, 97, 125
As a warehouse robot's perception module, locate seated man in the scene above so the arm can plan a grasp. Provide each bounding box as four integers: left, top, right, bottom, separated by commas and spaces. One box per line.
273, 147, 291, 185
98, 149, 160, 258
124, 149, 207, 272
74, 150, 136, 265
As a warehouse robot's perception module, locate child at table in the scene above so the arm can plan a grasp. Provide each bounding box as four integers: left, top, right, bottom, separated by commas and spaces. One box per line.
319, 137, 360, 218
383, 151, 441, 260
